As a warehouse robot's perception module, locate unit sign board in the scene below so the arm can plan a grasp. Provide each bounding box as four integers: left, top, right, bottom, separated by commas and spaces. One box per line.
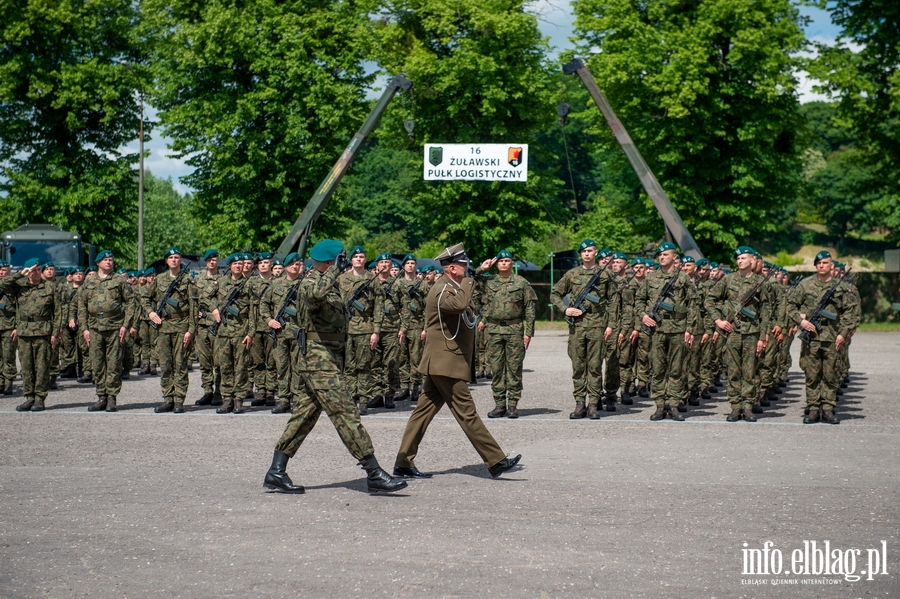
424, 144, 528, 182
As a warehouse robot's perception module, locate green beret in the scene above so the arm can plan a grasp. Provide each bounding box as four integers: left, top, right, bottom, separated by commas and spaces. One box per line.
87, 265, 98, 273
496, 249, 513, 260
0, 260, 8, 268
309, 239, 344, 262
833, 261, 844, 270
814, 250, 832, 264
656, 241, 677, 254
255, 251, 273, 262
763, 261, 774, 269
164, 246, 181, 258
144, 268, 155, 277
733, 245, 755, 259
696, 258, 709, 267
203, 249, 219, 261
392, 260, 401, 269
709, 261, 719, 269
722, 268, 732, 274
631, 257, 644, 266
242, 253, 253, 261
23, 257, 41, 269
41, 261, 55, 270
598, 247, 612, 259
578, 239, 597, 252
95, 249, 113, 263
283, 252, 301, 266
349, 246, 366, 258
611, 251, 627, 261
63, 267, 74, 276
117, 268, 128, 274
126, 270, 137, 277
402, 253, 417, 264
224, 253, 241, 266
72, 266, 84, 274
375, 251, 393, 262
272, 259, 283, 266
681, 255, 695, 263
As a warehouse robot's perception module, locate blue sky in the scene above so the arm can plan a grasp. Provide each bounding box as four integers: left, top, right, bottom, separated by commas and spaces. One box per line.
134, 3, 842, 194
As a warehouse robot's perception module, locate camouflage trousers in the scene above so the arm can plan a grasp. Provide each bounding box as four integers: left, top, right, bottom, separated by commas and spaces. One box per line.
699, 333, 719, 388
476, 327, 489, 372
485, 332, 525, 406
0, 328, 17, 387
776, 333, 794, 383
838, 336, 852, 379
273, 333, 307, 404
157, 331, 189, 403
122, 333, 135, 372
798, 338, 839, 410
722, 332, 758, 409
399, 329, 424, 389
684, 338, 701, 394
59, 325, 77, 367
345, 333, 378, 400
89, 329, 123, 397
214, 335, 248, 399
757, 334, 780, 390
138, 321, 159, 366
19, 335, 51, 400
635, 331, 651, 389
250, 332, 276, 395
648, 331, 687, 407
275, 344, 373, 460
375, 330, 402, 394
567, 326, 605, 406
602, 336, 619, 399
77, 330, 91, 375
618, 335, 636, 391
195, 326, 220, 395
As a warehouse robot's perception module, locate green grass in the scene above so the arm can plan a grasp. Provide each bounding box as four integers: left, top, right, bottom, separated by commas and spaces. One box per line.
773, 250, 805, 267
857, 322, 900, 332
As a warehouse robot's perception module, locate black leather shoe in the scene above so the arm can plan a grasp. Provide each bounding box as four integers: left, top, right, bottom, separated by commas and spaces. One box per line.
620, 391, 633, 405
488, 454, 522, 478
211, 393, 223, 406
488, 406, 507, 418
700, 387, 711, 400
263, 451, 305, 493
195, 392, 214, 406
393, 466, 432, 479
265, 395, 277, 407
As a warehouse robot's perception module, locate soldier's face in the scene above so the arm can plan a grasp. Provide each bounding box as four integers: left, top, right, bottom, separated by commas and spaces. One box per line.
378, 259, 392, 272
658, 250, 676, 266
497, 258, 514, 273
272, 264, 284, 277
42, 267, 55, 279
98, 257, 114, 272
231, 262, 243, 276
0, 267, 9, 278
73, 272, 84, 283
166, 254, 182, 270
816, 258, 833, 276
611, 258, 626, 273
580, 247, 597, 263
682, 263, 696, 276
390, 266, 400, 277
351, 253, 366, 268
258, 259, 272, 274
242, 261, 253, 273
425, 273, 435, 283
404, 260, 416, 274
286, 262, 302, 277
735, 254, 753, 271
633, 264, 646, 277
599, 256, 611, 266
206, 256, 219, 270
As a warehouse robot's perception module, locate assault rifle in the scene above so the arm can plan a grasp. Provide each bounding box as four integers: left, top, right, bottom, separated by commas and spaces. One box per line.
640, 264, 684, 336
382, 273, 401, 303
408, 277, 425, 299
798, 270, 849, 344
150, 267, 188, 330
721, 270, 774, 336
566, 263, 609, 326
267, 279, 302, 340
209, 276, 250, 337
346, 273, 378, 316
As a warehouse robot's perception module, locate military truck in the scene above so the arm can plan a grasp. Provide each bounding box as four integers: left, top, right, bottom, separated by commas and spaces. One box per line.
0, 224, 96, 270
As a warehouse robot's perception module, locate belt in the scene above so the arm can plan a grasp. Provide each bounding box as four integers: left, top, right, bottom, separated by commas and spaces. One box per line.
487, 318, 522, 326
307, 331, 346, 342
660, 312, 686, 321
94, 309, 124, 320
24, 315, 52, 322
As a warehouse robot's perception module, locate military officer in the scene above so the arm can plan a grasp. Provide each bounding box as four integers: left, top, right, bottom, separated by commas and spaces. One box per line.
550, 239, 618, 420
145, 247, 197, 413
1, 259, 61, 411
262, 240, 407, 494
393, 243, 521, 479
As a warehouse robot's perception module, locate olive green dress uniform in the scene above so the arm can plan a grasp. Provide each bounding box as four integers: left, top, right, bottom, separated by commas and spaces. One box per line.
249, 274, 277, 402
480, 272, 536, 410
395, 274, 508, 470
213, 275, 256, 410
77, 271, 137, 401
1, 271, 63, 409
194, 271, 221, 399
550, 265, 619, 413
787, 275, 857, 415
275, 265, 375, 460
373, 277, 403, 401
337, 271, 383, 403
0, 280, 18, 393
635, 268, 699, 411
143, 269, 197, 409
397, 277, 427, 396
705, 271, 770, 414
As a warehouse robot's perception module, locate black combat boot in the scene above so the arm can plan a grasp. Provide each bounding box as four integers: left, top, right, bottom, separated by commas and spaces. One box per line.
742, 408, 757, 423
383, 391, 396, 409
265, 395, 277, 407
506, 405, 519, 419
821, 409, 839, 425
271, 401, 291, 414
49, 376, 57, 390
393, 388, 410, 401
410, 385, 420, 403
250, 393, 266, 407
649, 404, 666, 421
726, 407, 742, 422
78, 372, 93, 384
358, 455, 408, 493
155, 400, 174, 413
688, 390, 700, 406
803, 409, 820, 424
700, 386, 711, 400
263, 450, 305, 493
569, 401, 586, 419
31, 398, 45, 411
759, 389, 771, 407
195, 392, 214, 406
16, 398, 34, 412
357, 400, 368, 416
668, 405, 684, 421
621, 387, 634, 405
488, 405, 507, 418
604, 395, 617, 411
59, 364, 78, 379
88, 395, 108, 412
210, 393, 223, 406
2, 381, 12, 395
216, 398, 234, 414
366, 395, 384, 409
148, 364, 157, 376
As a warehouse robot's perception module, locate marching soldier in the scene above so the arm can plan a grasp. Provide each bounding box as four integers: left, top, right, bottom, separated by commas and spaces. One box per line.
477, 250, 536, 418
550, 239, 618, 420
145, 247, 197, 413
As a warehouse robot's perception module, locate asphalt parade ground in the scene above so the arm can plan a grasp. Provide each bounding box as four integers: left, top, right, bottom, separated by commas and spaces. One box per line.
1, 332, 898, 599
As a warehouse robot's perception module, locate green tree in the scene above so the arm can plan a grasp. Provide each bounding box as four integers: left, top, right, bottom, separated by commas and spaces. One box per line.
142, 0, 383, 252
0, 0, 145, 257
571, 0, 807, 260
374, 0, 564, 260
142, 171, 212, 263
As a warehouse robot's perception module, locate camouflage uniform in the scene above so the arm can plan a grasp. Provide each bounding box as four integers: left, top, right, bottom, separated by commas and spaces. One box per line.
0, 282, 18, 392
635, 268, 699, 410
77, 272, 137, 400
550, 265, 619, 412
0, 272, 62, 407
259, 276, 308, 409
212, 275, 255, 407
137, 284, 159, 371
397, 277, 427, 396
615, 273, 638, 397
143, 270, 197, 407
480, 273, 536, 409
249, 274, 277, 401
58, 281, 80, 372
72, 286, 92, 381
787, 276, 858, 413
705, 272, 771, 413
338, 271, 382, 402
756, 276, 786, 397
194, 271, 221, 398
275, 265, 374, 460
374, 277, 403, 399
697, 277, 720, 393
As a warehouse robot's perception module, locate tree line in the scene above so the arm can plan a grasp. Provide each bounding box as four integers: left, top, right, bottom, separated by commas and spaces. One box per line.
1, 0, 896, 265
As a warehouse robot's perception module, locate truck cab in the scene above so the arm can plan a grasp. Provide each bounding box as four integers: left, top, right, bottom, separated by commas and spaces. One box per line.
1, 224, 96, 271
